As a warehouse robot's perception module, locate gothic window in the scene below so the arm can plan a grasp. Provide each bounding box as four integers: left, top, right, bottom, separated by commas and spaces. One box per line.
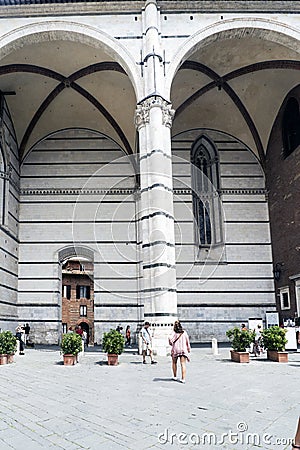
282, 97, 300, 158
191, 136, 222, 247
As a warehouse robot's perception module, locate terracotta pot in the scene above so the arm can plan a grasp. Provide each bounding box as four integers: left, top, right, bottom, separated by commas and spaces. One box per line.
267, 350, 288, 363
107, 354, 118, 366
0, 354, 8, 365
63, 354, 77, 365
7, 354, 14, 364
230, 350, 250, 363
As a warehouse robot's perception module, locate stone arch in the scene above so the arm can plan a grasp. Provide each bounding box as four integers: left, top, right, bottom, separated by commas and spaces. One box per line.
165, 18, 300, 95
22, 126, 136, 169
173, 127, 264, 170
58, 245, 94, 264
0, 20, 141, 99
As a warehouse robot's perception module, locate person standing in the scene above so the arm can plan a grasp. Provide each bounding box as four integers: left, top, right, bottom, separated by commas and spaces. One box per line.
125, 325, 131, 347
75, 325, 83, 337
24, 323, 30, 345
82, 329, 88, 349
15, 323, 25, 355
253, 324, 263, 356
168, 321, 191, 383
140, 322, 157, 364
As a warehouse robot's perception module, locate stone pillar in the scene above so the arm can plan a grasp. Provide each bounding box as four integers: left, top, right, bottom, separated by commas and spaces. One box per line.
135, 1, 177, 356
135, 96, 178, 356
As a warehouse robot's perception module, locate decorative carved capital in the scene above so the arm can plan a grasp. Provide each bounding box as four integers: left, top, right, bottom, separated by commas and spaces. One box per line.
135, 96, 175, 130
162, 102, 175, 128
135, 103, 150, 130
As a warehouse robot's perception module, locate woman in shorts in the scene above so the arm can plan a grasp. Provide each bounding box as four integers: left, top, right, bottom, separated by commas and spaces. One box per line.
168, 320, 191, 383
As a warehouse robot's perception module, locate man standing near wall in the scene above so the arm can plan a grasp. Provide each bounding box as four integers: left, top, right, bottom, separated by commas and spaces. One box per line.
140, 322, 157, 365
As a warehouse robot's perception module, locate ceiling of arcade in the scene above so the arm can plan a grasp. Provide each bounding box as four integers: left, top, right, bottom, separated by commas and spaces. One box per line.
0, 39, 137, 160
171, 35, 300, 165
0, 31, 299, 167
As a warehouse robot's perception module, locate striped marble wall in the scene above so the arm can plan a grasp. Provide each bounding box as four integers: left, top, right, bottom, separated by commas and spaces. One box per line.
18, 128, 139, 344
172, 129, 276, 341
2, 123, 277, 343
0, 97, 19, 331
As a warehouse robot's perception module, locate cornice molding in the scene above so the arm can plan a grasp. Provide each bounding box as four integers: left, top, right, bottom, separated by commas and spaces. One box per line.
0, 1, 145, 17
172, 188, 267, 196
0, 1, 299, 17
157, 1, 300, 14
20, 188, 136, 196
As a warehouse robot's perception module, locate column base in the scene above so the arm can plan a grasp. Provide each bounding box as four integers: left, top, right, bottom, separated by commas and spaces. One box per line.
151, 323, 175, 356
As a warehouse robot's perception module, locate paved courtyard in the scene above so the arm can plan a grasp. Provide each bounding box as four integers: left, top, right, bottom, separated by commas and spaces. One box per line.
0, 345, 299, 450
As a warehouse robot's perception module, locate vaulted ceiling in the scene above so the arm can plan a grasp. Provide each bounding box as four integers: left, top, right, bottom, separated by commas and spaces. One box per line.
0, 25, 299, 167
0, 40, 136, 161
171, 35, 300, 166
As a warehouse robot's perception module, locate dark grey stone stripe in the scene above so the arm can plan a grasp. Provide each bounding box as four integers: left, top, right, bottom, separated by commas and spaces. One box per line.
178, 303, 276, 307
94, 319, 141, 323
1, 267, 18, 277
0, 299, 17, 306
0, 283, 17, 291
144, 312, 177, 317
177, 290, 275, 294
0, 226, 19, 243
140, 211, 174, 221
142, 287, 177, 293
18, 290, 60, 294
143, 263, 176, 270
140, 149, 171, 161
140, 183, 173, 194
18, 303, 60, 307
94, 303, 141, 307
142, 240, 175, 248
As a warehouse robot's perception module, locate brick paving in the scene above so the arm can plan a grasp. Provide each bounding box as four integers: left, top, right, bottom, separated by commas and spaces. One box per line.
0, 345, 299, 449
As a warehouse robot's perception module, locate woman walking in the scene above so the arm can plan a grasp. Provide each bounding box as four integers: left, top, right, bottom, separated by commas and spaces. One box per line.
168, 321, 191, 383
125, 325, 131, 347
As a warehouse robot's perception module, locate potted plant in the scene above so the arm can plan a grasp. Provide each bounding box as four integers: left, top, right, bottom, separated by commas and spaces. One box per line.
0, 332, 8, 365
2, 331, 17, 363
226, 327, 255, 363
261, 326, 288, 362
102, 329, 124, 365
61, 333, 82, 365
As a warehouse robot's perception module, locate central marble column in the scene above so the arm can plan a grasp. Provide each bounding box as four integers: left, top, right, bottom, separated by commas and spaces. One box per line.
135, 0, 178, 356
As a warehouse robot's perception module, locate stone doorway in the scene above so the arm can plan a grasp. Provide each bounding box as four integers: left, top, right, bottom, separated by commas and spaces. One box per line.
79, 322, 90, 346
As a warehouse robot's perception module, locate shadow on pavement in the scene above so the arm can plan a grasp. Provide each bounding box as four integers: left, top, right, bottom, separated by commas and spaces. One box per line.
153, 377, 174, 382
94, 361, 108, 366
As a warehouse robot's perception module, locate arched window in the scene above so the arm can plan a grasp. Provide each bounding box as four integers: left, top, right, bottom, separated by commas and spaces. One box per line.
282, 97, 300, 158
191, 136, 222, 247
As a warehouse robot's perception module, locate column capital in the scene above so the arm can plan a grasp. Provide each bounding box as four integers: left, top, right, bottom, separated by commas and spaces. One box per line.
135, 95, 175, 130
